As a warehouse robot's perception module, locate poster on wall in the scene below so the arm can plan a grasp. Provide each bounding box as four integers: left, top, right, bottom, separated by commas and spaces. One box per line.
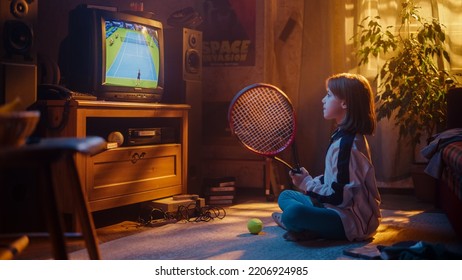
200, 0, 256, 67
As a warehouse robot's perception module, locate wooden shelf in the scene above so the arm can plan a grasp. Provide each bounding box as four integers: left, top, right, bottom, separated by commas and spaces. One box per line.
39, 100, 190, 212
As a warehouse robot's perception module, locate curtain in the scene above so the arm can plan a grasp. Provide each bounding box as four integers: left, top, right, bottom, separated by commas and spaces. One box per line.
268, 0, 461, 187
298, 0, 461, 184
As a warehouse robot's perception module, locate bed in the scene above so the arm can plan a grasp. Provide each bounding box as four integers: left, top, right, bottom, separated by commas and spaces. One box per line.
437, 87, 462, 238
439, 141, 462, 237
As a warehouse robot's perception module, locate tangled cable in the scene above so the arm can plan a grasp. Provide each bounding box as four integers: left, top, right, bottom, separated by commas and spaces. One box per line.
137, 202, 227, 227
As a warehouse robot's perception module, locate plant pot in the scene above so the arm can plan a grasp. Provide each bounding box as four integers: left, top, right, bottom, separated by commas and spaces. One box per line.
411, 163, 437, 204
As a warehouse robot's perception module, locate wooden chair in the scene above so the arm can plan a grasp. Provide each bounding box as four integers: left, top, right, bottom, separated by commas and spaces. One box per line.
0, 136, 106, 259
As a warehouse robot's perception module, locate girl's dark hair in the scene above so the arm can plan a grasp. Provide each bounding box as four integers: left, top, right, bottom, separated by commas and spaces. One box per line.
326, 73, 376, 135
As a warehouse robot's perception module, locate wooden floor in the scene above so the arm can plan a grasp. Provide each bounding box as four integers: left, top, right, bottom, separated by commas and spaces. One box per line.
3, 188, 441, 260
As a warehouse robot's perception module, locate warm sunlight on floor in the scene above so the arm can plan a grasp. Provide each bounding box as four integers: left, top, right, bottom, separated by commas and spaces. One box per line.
372, 209, 459, 247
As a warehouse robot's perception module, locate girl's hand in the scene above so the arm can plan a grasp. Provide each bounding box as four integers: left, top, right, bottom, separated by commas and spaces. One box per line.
289, 167, 309, 187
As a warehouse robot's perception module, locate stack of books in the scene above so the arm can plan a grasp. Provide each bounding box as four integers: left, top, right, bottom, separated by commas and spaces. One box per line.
203, 176, 236, 206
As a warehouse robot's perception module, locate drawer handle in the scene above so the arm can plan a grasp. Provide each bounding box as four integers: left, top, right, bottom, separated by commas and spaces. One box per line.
131, 152, 146, 164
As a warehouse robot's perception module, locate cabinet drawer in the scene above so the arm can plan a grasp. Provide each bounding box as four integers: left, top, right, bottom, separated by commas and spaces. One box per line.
86, 144, 182, 203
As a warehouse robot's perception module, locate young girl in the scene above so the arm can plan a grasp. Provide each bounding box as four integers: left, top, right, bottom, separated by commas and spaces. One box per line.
272, 73, 381, 242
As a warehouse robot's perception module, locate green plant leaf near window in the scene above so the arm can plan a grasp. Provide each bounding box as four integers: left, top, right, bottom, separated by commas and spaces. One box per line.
353, 0, 459, 148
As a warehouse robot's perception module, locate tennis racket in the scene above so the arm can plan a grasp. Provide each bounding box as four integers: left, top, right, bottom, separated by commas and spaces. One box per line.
228, 83, 301, 173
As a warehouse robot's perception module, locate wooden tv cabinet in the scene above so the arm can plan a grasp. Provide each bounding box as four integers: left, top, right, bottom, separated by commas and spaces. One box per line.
39, 100, 189, 212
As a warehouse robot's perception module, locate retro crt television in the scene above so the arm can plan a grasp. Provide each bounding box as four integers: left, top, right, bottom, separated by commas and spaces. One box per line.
65, 6, 164, 102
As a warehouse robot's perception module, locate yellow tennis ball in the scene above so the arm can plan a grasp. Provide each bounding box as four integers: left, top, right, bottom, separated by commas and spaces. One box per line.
247, 218, 263, 234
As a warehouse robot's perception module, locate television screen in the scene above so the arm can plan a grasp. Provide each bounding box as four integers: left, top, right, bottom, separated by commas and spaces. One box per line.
104, 18, 160, 90
66, 6, 165, 102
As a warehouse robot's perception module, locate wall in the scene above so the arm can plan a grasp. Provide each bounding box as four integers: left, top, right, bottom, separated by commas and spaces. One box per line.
37, 0, 288, 192
37, 0, 268, 92
200, 0, 307, 191
39, 1, 462, 192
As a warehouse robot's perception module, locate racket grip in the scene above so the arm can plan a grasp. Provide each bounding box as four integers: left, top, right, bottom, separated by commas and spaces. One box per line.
292, 166, 302, 174
291, 142, 302, 174
273, 156, 300, 173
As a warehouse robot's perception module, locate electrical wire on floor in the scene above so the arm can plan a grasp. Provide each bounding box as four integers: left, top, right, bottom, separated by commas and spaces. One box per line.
137, 202, 227, 228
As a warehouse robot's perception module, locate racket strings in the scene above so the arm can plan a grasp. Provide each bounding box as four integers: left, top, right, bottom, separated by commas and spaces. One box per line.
230, 87, 295, 155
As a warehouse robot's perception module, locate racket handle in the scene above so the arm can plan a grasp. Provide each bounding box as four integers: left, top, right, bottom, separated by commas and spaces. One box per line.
274, 156, 293, 170
291, 142, 302, 174
292, 167, 302, 174
274, 156, 301, 173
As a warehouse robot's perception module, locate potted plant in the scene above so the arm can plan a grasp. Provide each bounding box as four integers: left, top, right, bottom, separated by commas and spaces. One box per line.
354, 0, 458, 148
352, 0, 459, 201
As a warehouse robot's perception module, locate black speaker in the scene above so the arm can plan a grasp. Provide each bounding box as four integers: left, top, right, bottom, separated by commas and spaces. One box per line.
164, 27, 202, 98
164, 27, 203, 195
0, 0, 37, 109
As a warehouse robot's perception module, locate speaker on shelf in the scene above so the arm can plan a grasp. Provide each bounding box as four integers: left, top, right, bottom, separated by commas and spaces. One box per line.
163, 27, 202, 101
0, 0, 38, 109
164, 27, 203, 195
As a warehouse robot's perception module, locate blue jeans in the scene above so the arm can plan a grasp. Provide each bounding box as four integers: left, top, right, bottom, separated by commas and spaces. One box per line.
277, 190, 346, 240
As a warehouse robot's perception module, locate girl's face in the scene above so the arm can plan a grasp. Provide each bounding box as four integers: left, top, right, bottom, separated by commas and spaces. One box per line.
322, 88, 347, 124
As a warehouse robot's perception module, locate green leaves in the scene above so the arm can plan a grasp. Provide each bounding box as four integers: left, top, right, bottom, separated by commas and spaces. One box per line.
353, 0, 458, 146
355, 16, 397, 66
